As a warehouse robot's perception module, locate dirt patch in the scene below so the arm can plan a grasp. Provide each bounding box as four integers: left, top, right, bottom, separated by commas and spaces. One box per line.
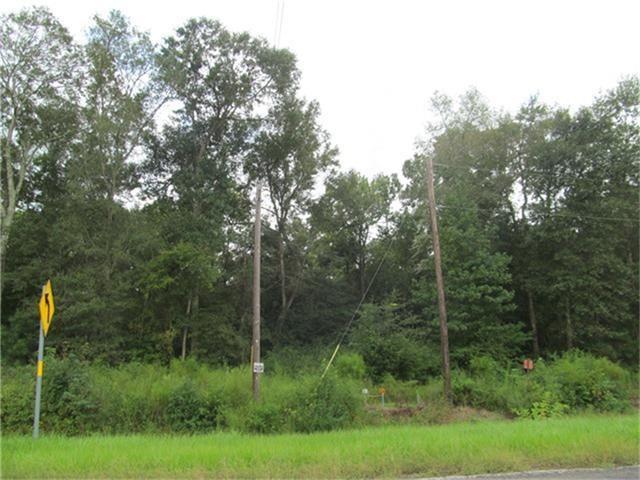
366, 403, 506, 424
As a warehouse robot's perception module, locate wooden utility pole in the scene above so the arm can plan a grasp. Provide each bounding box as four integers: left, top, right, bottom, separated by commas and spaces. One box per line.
252, 181, 262, 402
425, 156, 452, 403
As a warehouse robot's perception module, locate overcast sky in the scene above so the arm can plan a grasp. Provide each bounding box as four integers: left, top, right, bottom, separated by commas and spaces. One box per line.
3, 0, 639, 179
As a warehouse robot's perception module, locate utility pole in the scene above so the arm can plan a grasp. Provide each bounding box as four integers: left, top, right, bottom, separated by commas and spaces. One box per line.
252, 180, 262, 402
425, 156, 452, 403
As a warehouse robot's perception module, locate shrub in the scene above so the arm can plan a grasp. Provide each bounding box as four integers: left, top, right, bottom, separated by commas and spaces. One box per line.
40, 355, 99, 435
0, 350, 632, 435
166, 382, 220, 433
514, 391, 569, 419
453, 351, 632, 416
541, 351, 632, 412
243, 402, 286, 433
335, 353, 366, 380
292, 375, 362, 433
0, 365, 33, 434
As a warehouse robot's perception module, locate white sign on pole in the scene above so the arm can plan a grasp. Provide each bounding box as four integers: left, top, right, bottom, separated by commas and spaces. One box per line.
253, 362, 264, 373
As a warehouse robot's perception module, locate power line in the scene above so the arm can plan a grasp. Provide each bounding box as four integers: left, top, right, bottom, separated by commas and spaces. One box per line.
276, 1, 285, 46
432, 161, 639, 189
436, 204, 639, 224
321, 214, 407, 379
273, 0, 285, 47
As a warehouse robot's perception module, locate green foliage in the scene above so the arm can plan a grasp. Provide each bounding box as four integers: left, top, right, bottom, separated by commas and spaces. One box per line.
1, 3, 637, 414
40, 355, 100, 435
335, 353, 366, 380
311, 171, 400, 294
1, 351, 633, 435
293, 375, 362, 433
412, 198, 525, 366
350, 304, 439, 382
514, 391, 569, 419
0, 365, 33, 434
243, 402, 286, 434
1, 358, 364, 435
166, 382, 220, 433
452, 352, 632, 417
537, 351, 633, 412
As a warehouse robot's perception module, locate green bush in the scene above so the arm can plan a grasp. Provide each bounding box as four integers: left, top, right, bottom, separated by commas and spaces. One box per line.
0, 365, 33, 434
539, 351, 632, 412
291, 375, 362, 433
453, 351, 632, 416
1, 351, 632, 435
350, 304, 440, 382
166, 382, 220, 433
40, 355, 99, 435
335, 353, 366, 380
244, 402, 286, 433
514, 391, 569, 419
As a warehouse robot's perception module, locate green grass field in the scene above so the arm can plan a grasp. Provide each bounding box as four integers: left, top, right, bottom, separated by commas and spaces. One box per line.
2, 415, 638, 479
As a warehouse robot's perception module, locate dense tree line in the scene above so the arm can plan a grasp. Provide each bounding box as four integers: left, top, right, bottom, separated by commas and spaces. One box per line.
2, 8, 638, 371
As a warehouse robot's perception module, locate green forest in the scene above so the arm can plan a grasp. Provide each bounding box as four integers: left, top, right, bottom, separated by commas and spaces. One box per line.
2, 7, 639, 379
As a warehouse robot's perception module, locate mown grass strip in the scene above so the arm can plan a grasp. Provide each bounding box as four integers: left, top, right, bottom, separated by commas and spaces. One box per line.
2, 414, 638, 479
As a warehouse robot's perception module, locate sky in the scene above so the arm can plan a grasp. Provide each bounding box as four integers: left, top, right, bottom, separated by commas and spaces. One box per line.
3, 0, 639, 179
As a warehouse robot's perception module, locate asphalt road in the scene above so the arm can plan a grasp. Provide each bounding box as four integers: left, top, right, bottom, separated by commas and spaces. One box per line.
420, 466, 640, 480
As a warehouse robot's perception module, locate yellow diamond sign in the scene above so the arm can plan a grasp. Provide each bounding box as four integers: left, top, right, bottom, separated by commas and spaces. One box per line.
38, 280, 55, 336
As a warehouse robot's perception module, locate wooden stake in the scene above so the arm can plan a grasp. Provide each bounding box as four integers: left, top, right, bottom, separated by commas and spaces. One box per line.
425, 156, 452, 403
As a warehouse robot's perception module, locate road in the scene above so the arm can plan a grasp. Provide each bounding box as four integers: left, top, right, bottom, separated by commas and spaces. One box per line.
420, 466, 639, 480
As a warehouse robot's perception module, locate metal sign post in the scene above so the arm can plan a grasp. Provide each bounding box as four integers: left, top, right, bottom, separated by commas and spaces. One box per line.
33, 280, 54, 439
33, 320, 45, 438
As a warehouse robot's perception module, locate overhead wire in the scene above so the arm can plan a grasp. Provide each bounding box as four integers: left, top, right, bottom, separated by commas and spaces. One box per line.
432, 161, 639, 189
435, 204, 638, 224
320, 214, 408, 379
273, 0, 284, 47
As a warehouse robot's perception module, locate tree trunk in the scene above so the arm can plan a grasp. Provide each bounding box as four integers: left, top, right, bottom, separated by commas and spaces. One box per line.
0, 228, 8, 313
276, 230, 287, 337
187, 288, 199, 355
181, 297, 192, 360
181, 326, 189, 360
565, 301, 574, 350
527, 289, 540, 358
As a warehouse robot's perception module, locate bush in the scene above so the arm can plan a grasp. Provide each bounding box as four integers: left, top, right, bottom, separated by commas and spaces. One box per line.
243, 402, 286, 434
40, 355, 99, 435
453, 351, 632, 416
514, 391, 569, 419
540, 351, 632, 412
0, 365, 33, 434
166, 382, 220, 433
0, 351, 632, 435
350, 304, 440, 382
335, 353, 366, 380
291, 375, 362, 433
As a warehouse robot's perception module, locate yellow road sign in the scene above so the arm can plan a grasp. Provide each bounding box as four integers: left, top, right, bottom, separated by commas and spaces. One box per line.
38, 280, 55, 335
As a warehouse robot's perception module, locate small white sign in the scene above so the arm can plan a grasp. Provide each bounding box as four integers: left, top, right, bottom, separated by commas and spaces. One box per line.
253, 362, 264, 373
362, 388, 369, 395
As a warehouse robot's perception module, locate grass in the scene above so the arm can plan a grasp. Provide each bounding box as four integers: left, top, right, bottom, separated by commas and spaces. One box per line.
2, 414, 638, 478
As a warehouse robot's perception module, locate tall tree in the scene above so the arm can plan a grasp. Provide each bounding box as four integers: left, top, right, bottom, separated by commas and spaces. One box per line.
144, 18, 299, 356
47, 11, 165, 361
312, 171, 399, 296
1, 7, 80, 276
248, 95, 336, 337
